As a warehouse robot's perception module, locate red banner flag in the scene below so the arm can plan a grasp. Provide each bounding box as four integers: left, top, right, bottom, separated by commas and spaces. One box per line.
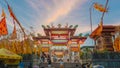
7, 4, 26, 38
0, 17, 8, 36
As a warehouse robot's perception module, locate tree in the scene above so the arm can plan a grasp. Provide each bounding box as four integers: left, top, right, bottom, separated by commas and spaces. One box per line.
58, 24, 61, 28
74, 25, 78, 29
80, 47, 93, 63
69, 25, 73, 28
79, 33, 83, 37
42, 25, 46, 29
84, 33, 89, 37
47, 25, 50, 28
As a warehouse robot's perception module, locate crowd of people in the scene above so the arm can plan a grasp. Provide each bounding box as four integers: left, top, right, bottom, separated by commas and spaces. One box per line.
0, 60, 7, 68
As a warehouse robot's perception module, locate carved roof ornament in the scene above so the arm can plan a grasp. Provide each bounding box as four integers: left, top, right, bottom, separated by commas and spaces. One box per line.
74, 25, 78, 29
65, 23, 68, 28
42, 25, 46, 29
58, 24, 61, 28
69, 25, 73, 28
51, 23, 54, 28
47, 25, 50, 28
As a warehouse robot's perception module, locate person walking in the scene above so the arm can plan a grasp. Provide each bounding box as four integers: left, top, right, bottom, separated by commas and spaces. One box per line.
41, 55, 45, 63
47, 55, 52, 68
0, 60, 5, 68
19, 61, 24, 68
59, 59, 64, 68
75, 64, 79, 68
28, 62, 32, 68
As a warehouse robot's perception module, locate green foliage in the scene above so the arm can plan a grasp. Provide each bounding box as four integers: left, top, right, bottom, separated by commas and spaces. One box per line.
92, 52, 120, 59
79, 33, 89, 37
80, 47, 93, 60
42, 25, 46, 29
58, 24, 61, 28
80, 51, 84, 59
47, 25, 50, 28
84, 33, 89, 37
79, 33, 83, 37
69, 25, 73, 28
74, 25, 78, 29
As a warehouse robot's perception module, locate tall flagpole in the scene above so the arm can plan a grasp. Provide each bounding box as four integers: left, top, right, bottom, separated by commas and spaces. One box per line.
101, 0, 109, 24
90, 0, 109, 33
4, 0, 26, 39
89, 2, 95, 45
89, 2, 95, 33
89, 4, 93, 33
89, 0, 109, 45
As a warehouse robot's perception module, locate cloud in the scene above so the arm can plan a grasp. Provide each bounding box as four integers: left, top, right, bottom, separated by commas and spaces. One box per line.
26, 0, 87, 24
45, 0, 87, 24
25, 0, 87, 34
110, 21, 120, 26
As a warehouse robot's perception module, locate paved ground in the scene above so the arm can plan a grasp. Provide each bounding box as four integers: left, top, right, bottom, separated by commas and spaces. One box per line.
39, 63, 82, 68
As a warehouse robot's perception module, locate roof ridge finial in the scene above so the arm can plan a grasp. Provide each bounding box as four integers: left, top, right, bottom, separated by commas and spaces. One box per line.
58, 24, 61, 28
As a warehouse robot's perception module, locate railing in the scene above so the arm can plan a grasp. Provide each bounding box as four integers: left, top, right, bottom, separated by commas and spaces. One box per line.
81, 59, 120, 68
92, 59, 120, 68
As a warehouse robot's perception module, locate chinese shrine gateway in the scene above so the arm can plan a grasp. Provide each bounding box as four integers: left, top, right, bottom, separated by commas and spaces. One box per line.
33, 24, 87, 60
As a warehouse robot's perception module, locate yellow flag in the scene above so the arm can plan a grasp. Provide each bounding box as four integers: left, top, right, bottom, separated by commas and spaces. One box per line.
94, 3, 107, 12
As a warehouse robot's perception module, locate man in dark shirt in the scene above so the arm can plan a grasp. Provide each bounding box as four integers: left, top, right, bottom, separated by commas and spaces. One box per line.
47, 55, 52, 68
0, 60, 5, 68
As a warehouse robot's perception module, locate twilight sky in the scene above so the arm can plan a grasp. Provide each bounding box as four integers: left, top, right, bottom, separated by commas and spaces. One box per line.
0, 0, 120, 46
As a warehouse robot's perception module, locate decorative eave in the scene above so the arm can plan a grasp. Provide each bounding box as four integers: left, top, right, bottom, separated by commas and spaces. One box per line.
90, 25, 101, 39
44, 28, 76, 36
70, 36, 87, 39
53, 43, 67, 46
33, 36, 50, 41
70, 36, 87, 44
90, 25, 115, 39
102, 25, 115, 32
44, 28, 75, 30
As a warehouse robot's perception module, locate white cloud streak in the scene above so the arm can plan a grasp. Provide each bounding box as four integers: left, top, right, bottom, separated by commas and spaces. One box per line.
25, 0, 87, 34
45, 0, 85, 24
